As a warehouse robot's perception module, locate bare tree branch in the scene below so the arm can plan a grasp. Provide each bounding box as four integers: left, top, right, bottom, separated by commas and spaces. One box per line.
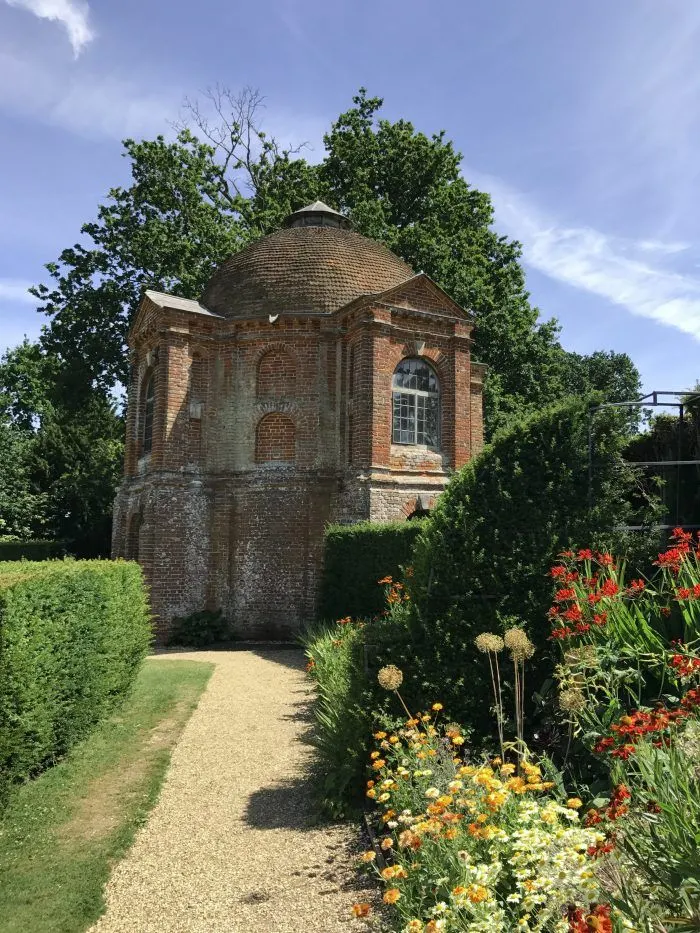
174, 85, 310, 206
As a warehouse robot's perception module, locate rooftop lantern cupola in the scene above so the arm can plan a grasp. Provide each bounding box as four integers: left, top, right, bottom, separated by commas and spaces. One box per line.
284, 200, 352, 230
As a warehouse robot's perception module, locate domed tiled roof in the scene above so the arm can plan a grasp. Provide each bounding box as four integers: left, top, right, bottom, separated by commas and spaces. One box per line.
201, 204, 414, 319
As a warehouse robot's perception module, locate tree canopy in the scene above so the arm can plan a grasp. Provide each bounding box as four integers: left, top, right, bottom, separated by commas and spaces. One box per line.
31, 88, 640, 432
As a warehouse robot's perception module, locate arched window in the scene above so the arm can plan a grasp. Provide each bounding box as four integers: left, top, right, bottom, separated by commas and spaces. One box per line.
142, 373, 155, 455
392, 358, 439, 448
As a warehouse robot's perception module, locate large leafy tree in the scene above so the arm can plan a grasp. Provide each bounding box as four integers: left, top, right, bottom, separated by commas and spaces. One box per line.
0, 341, 121, 553
32, 87, 639, 432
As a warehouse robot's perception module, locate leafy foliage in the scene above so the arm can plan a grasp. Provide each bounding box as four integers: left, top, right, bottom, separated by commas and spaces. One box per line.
0, 341, 122, 555
0, 540, 67, 561
548, 539, 700, 930
301, 622, 371, 819
319, 519, 425, 622
0, 559, 152, 809
166, 608, 232, 647
393, 396, 659, 739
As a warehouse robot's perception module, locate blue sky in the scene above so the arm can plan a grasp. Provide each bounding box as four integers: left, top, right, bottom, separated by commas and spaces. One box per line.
1, 0, 699, 394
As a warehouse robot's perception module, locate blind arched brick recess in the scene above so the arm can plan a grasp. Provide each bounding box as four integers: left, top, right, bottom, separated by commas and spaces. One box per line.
255, 413, 296, 462
256, 348, 297, 397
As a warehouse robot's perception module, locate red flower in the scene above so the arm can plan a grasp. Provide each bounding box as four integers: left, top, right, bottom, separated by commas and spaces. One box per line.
597, 553, 615, 567
626, 579, 645, 595
575, 622, 591, 634
587, 592, 602, 605
610, 744, 636, 760
550, 626, 573, 640
577, 549, 594, 560
563, 604, 583, 623
593, 612, 608, 626
599, 579, 619, 598
672, 527, 692, 543
676, 588, 692, 600
550, 565, 568, 578
555, 587, 577, 602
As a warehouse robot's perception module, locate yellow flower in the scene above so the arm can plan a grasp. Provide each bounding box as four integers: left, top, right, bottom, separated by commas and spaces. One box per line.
352, 903, 371, 918
445, 827, 459, 840
467, 884, 489, 903
451, 735, 465, 746
425, 787, 440, 799
366, 788, 377, 799
452, 885, 467, 896
485, 791, 508, 810
378, 792, 391, 802
381, 836, 393, 850
437, 795, 453, 807
372, 759, 386, 770
567, 797, 583, 809
381, 866, 397, 880
373, 731, 387, 740
370, 751, 380, 760
389, 735, 400, 744
432, 702, 444, 711
360, 851, 376, 862
383, 888, 401, 904
500, 763, 516, 776
406, 922, 423, 933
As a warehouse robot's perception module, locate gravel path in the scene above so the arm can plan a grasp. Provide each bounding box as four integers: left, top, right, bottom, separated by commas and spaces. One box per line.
90, 649, 373, 933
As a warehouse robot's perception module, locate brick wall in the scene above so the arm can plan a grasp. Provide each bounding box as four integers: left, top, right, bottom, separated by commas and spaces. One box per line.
255, 412, 296, 462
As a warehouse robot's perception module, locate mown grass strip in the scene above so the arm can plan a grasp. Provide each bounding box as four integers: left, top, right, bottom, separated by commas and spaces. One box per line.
0, 657, 213, 933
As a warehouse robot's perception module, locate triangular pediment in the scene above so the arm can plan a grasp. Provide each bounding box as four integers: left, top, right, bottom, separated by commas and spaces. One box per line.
334, 273, 472, 320
372, 273, 472, 318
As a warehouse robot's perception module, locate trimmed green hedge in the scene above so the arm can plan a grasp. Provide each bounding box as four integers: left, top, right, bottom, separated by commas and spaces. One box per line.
0, 540, 68, 561
0, 559, 152, 808
319, 519, 425, 621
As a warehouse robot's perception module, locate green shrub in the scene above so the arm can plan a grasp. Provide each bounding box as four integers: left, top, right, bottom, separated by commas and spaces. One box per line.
302, 622, 373, 818
167, 609, 231, 647
0, 559, 152, 809
390, 396, 659, 738
319, 519, 425, 621
0, 539, 68, 561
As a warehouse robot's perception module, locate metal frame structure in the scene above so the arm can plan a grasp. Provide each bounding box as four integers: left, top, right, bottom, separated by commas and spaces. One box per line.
588, 390, 700, 530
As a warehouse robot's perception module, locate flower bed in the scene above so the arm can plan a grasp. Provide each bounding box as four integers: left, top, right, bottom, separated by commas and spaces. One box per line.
356, 707, 607, 932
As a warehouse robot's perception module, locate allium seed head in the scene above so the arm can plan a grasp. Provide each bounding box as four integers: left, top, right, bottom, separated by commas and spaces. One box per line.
377, 664, 404, 691
558, 687, 586, 713
474, 632, 504, 654
504, 627, 535, 660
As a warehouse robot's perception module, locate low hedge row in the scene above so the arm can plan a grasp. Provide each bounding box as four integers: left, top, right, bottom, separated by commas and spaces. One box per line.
319, 519, 425, 621
0, 559, 152, 808
0, 540, 69, 561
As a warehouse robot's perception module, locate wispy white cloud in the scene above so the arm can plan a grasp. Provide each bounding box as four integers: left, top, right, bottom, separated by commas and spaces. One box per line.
476, 172, 700, 341
4, 0, 94, 56
0, 278, 35, 304
0, 49, 178, 139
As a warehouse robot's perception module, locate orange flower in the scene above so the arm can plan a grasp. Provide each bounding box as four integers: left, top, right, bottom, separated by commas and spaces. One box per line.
383, 888, 401, 904
352, 903, 371, 918
467, 884, 489, 903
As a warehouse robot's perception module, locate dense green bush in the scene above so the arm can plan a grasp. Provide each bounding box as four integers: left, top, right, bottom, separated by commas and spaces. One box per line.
319, 519, 425, 621
0, 540, 68, 561
167, 609, 232, 647
0, 559, 152, 808
301, 622, 373, 818
379, 396, 660, 740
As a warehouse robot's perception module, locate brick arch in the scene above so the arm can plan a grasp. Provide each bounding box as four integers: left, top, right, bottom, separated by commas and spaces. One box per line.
400, 494, 437, 519
256, 346, 297, 397
255, 413, 296, 463
126, 510, 143, 560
